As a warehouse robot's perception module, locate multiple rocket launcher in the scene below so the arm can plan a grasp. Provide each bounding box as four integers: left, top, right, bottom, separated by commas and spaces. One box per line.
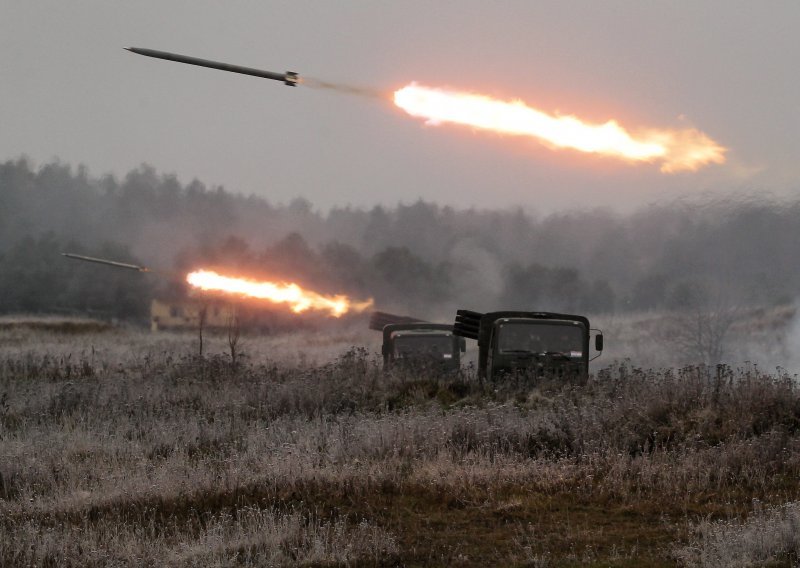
67, 45, 616, 368
72, 43, 602, 368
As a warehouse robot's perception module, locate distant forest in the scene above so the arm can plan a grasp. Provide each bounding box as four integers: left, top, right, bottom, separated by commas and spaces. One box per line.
1, 157, 798, 321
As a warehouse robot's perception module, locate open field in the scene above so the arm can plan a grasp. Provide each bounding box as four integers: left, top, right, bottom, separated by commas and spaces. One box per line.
2, 321, 800, 566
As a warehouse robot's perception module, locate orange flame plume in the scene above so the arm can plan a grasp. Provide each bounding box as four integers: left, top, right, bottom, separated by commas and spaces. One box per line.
394, 84, 726, 172
186, 269, 373, 317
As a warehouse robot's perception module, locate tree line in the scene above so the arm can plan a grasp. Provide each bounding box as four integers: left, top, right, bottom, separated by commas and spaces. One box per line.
1, 157, 798, 321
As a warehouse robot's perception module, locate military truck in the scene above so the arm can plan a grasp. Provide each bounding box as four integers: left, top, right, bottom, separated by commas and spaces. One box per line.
369, 311, 466, 372
453, 310, 603, 380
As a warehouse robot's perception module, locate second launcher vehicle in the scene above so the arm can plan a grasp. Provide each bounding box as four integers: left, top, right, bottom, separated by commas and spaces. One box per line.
369, 311, 465, 372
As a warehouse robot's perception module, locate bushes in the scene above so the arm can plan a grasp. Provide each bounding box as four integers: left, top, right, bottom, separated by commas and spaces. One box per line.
3, 333, 800, 564
675, 501, 800, 567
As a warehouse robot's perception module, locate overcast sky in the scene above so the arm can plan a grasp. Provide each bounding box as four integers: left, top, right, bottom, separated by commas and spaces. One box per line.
2, 1, 798, 212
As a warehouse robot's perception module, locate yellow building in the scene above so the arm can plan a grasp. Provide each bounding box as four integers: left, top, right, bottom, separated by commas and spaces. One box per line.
150, 299, 237, 332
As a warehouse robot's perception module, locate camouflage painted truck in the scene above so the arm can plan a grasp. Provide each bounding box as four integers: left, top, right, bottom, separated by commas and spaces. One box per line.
369, 311, 466, 372
452, 310, 603, 380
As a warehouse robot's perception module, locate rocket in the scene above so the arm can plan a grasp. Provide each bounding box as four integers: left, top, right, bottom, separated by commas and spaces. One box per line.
62, 253, 151, 272
124, 47, 298, 86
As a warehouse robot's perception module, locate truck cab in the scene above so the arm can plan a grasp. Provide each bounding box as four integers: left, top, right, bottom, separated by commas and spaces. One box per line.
454, 310, 602, 380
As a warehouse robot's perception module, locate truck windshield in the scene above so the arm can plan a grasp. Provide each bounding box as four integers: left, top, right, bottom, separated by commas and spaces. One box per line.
497, 323, 583, 355
393, 335, 454, 358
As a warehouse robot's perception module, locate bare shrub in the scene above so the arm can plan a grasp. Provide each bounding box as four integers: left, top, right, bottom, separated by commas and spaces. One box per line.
674, 501, 800, 567
665, 306, 740, 365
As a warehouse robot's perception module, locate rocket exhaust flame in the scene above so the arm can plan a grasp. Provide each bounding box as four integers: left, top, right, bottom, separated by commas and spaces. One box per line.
186, 269, 373, 317
393, 84, 726, 172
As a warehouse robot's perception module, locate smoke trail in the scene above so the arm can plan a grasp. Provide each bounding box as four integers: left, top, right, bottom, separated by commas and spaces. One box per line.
300, 77, 385, 100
